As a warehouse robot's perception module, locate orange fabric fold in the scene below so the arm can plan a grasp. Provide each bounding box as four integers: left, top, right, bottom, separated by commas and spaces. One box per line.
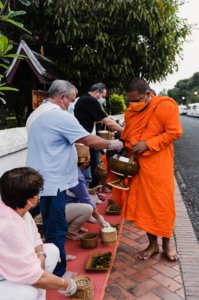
103, 96, 183, 237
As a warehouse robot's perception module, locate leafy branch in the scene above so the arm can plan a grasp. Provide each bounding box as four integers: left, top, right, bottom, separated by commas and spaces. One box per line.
0, 0, 31, 101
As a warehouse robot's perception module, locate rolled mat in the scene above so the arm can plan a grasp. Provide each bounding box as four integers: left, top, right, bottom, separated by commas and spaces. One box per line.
46, 191, 123, 300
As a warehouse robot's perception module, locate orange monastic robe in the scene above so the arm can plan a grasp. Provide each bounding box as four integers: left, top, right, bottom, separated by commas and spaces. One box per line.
105, 96, 183, 238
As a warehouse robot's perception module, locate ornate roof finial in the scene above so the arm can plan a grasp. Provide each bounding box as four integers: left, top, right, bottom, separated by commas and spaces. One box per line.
40, 46, 44, 56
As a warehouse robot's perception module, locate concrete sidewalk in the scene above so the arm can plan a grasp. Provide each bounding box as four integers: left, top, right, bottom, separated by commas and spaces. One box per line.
104, 179, 199, 300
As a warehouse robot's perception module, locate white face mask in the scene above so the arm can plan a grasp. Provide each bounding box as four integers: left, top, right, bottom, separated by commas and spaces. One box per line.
67, 102, 75, 114
98, 97, 105, 105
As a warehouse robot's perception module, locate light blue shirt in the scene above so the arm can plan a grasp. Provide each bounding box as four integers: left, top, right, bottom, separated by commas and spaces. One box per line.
26, 102, 89, 196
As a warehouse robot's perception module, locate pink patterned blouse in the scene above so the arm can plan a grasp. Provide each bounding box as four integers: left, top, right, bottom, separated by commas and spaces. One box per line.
0, 200, 44, 284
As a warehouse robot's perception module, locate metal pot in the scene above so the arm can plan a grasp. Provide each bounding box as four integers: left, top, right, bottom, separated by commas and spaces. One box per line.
108, 153, 139, 178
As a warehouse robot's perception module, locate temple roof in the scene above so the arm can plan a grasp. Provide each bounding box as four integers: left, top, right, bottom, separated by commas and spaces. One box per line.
6, 40, 66, 85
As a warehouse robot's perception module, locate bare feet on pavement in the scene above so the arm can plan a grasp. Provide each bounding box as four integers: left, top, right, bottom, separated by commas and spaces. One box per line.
138, 243, 159, 260
66, 254, 76, 262
162, 243, 179, 260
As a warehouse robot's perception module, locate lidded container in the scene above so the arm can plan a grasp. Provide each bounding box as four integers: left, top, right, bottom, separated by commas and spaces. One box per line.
101, 227, 117, 246
97, 130, 114, 140
69, 275, 94, 300
74, 143, 90, 162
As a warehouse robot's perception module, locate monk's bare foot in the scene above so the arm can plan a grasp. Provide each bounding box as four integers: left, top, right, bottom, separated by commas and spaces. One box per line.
162, 243, 179, 261
138, 243, 159, 260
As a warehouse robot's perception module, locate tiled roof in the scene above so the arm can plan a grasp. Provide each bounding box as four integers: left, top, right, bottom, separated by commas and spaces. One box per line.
5, 40, 65, 84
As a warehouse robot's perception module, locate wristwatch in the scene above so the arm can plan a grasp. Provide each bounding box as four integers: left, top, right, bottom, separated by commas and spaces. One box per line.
36, 251, 47, 258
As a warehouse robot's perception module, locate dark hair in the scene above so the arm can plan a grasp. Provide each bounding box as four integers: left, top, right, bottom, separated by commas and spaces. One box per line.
89, 83, 106, 93
125, 78, 150, 94
0, 167, 44, 210
149, 88, 156, 96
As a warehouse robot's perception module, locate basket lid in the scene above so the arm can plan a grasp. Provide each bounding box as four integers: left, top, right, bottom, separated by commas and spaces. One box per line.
101, 227, 116, 233
75, 143, 90, 162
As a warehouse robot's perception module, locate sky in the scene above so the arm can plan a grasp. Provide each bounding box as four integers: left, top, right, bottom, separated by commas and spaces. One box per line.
150, 0, 199, 94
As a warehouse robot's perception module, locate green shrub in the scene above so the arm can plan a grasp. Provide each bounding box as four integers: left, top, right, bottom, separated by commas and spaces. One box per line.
109, 93, 126, 115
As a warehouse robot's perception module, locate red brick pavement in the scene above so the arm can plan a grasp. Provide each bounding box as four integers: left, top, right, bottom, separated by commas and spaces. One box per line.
104, 180, 199, 300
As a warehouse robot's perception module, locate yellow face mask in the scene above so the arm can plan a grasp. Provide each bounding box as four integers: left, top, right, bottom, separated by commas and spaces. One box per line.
130, 101, 149, 112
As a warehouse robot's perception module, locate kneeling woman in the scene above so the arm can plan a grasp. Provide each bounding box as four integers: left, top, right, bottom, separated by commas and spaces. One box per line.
65, 143, 110, 240
0, 167, 76, 300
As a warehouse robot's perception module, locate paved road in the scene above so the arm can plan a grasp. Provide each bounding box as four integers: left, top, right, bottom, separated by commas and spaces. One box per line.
174, 114, 199, 241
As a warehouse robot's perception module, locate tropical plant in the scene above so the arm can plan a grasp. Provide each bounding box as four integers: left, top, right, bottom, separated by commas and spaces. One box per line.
0, 0, 30, 104
13, 0, 191, 92
109, 93, 126, 115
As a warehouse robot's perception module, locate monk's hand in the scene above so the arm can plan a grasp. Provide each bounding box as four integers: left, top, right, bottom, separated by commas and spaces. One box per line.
132, 141, 148, 154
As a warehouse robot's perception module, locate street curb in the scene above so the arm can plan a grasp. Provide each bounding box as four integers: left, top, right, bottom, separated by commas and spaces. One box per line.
174, 178, 199, 300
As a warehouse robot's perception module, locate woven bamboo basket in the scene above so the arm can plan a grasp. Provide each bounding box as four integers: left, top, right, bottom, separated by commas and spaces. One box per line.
80, 233, 98, 249
74, 143, 90, 162
101, 227, 117, 246
69, 275, 94, 300
97, 130, 114, 140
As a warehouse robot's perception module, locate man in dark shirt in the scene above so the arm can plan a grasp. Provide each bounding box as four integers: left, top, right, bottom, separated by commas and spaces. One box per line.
74, 83, 123, 187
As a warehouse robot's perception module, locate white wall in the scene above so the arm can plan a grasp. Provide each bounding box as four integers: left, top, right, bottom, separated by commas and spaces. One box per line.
0, 114, 124, 177
0, 127, 27, 177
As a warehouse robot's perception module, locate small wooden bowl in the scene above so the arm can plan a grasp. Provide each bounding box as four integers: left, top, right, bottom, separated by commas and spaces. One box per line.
80, 233, 98, 249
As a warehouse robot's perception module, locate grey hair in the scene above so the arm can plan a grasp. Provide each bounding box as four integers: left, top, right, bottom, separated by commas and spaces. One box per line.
48, 80, 78, 98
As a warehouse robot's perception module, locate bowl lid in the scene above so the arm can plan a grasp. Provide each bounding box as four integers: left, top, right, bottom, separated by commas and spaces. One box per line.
101, 227, 116, 233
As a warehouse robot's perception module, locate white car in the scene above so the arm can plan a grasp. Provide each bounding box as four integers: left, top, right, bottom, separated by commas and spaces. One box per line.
187, 103, 199, 117
178, 105, 188, 115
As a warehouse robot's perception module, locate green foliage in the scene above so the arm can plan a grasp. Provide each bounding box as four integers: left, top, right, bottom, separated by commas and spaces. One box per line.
0, 34, 27, 98
11, 0, 190, 91
168, 72, 199, 104
0, 0, 30, 128
0, 0, 31, 34
109, 93, 126, 115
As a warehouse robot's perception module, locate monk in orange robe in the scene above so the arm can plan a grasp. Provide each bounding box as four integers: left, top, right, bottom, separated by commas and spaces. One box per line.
106, 78, 183, 260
